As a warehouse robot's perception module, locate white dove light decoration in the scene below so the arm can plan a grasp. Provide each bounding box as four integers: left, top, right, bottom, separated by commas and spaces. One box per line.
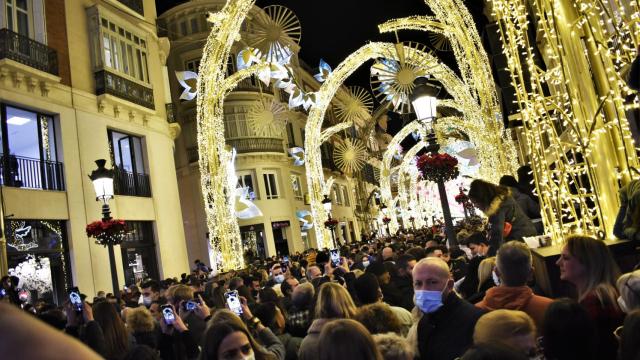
314, 59, 332, 83
296, 210, 314, 231
235, 187, 263, 219
8, 222, 37, 252
175, 71, 199, 100
289, 147, 305, 166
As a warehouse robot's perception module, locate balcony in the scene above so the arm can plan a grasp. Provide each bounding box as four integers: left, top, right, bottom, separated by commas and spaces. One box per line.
113, 168, 151, 197
0, 28, 58, 75
234, 76, 273, 94
0, 155, 65, 191
227, 138, 284, 154
116, 0, 143, 16
95, 70, 154, 110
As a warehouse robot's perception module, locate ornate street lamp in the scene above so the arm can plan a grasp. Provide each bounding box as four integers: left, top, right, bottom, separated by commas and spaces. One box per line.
411, 77, 458, 247
88, 159, 121, 297
322, 195, 337, 249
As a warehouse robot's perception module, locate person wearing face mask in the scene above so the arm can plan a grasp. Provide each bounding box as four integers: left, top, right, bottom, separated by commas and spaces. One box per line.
458, 233, 490, 299
409, 257, 484, 360
140, 280, 162, 308
616, 269, 640, 313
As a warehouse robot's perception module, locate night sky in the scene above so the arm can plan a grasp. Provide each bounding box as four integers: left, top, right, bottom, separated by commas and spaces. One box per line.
156, 0, 489, 139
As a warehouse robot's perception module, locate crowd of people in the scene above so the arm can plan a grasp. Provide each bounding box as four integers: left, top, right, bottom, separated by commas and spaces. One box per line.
1, 175, 639, 360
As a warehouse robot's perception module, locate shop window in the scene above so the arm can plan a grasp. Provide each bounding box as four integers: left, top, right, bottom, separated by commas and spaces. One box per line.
263, 171, 279, 199
5, 219, 71, 305
120, 221, 158, 285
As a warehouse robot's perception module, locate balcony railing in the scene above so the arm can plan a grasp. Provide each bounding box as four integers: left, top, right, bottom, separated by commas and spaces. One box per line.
235, 76, 273, 94
0, 155, 65, 191
0, 28, 58, 75
227, 138, 284, 154
116, 0, 143, 16
187, 147, 199, 163
95, 70, 154, 109
113, 168, 151, 197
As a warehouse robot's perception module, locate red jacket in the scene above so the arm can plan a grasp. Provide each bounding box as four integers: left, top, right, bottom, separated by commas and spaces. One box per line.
475, 286, 552, 331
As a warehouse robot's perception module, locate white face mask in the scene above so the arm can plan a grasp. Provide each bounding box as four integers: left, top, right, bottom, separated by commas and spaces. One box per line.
142, 296, 153, 307
242, 354, 255, 360
274, 274, 285, 284
492, 270, 501, 286
362, 260, 370, 268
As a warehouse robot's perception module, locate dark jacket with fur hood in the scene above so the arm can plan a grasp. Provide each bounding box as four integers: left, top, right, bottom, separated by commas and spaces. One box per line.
485, 189, 537, 255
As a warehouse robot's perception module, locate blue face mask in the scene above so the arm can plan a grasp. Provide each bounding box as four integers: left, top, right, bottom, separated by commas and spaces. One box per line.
414, 286, 446, 314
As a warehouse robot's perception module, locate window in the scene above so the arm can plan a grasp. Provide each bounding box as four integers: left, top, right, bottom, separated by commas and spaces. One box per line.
263, 171, 279, 199
6, 0, 31, 37
108, 130, 150, 197
291, 174, 303, 201
342, 185, 350, 206
0, 105, 63, 190
286, 123, 296, 147
121, 221, 158, 285
332, 183, 342, 205
237, 170, 257, 199
190, 17, 199, 33
185, 58, 200, 73
97, 17, 149, 83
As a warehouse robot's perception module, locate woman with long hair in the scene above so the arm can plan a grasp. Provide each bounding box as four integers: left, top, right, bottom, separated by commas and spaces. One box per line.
298, 282, 357, 360
317, 319, 382, 360
555, 235, 624, 359
93, 301, 131, 360
467, 179, 537, 255
200, 319, 276, 360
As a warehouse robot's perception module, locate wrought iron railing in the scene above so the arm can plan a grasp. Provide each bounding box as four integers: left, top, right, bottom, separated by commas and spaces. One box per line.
113, 168, 151, 197
187, 147, 199, 163
116, 0, 143, 15
0, 155, 65, 190
227, 138, 284, 154
95, 70, 154, 109
235, 76, 273, 94
0, 28, 58, 75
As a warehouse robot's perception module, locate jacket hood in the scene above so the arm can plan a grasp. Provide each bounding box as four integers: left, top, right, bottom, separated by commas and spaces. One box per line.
482, 286, 534, 310
484, 189, 512, 216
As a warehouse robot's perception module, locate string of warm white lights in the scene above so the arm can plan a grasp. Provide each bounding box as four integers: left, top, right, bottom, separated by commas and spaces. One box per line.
196, 0, 257, 272
491, 0, 640, 242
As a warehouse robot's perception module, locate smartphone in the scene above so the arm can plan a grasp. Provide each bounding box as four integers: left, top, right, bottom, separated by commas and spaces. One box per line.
184, 299, 199, 311
225, 290, 243, 316
330, 249, 341, 267
0, 288, 6, 299
161, 304, 176, 325
283, 256, 289, 264
68, 287, 83, 312
280, 262, 288, 273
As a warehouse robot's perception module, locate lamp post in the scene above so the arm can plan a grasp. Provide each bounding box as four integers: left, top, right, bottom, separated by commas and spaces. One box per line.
88, 159, 120, 297
322, 195, 337, 249
411, 77, 458, 247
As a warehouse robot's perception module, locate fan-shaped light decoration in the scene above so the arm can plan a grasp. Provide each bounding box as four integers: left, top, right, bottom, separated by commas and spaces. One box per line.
333, 138, 368, 174
429, 32, 452, 52
248, 100, 288, 137
248, 5, 301, 63
335, 86, 374, 123
370, 42, 440, 113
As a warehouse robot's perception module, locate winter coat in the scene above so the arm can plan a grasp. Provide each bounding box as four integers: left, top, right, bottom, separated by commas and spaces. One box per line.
298, 318, 331, 360
414, 292, 485, 360
484, 190, 537, 255
613, 180, 640, 241
475, 286, 553, 331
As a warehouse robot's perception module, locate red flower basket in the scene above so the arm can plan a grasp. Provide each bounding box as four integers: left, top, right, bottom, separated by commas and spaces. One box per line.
416, 153, 459, 183
324, 218, 339, 229
86, 219, 128, 246
382, 217, 391, 225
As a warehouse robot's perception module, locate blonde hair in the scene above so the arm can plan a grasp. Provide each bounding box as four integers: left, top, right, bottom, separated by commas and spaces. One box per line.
315, 282, 357, 319
617, 270, 640, 311
373, 333, 414, 360
474, 309, 536, 350
477, 257, 496, 291
173, 284, 194, 303
125, 307, 155, 333
566, 235, 620, 305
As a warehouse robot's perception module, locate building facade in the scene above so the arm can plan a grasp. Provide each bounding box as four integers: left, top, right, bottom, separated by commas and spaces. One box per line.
160, 0, 370, 265
0, 0, 189, 302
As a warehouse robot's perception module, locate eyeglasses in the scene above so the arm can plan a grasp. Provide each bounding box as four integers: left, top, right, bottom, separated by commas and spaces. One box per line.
614, 326, 623, 341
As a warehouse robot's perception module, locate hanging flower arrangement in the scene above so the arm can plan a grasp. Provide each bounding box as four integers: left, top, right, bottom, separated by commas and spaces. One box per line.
416, 153, 459, 183
454, 190, 469, 204
324, 218, 339, 229
86, 219, 128, 246
382, 217, 391, 225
